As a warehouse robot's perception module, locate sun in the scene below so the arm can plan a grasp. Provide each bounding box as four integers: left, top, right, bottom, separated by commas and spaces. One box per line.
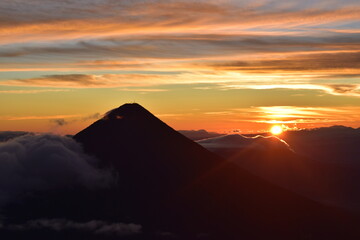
270, 125, 283, 135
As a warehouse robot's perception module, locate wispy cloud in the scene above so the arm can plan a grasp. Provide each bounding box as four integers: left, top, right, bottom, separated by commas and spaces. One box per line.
222, 84, 360, 97
116, 88, 168, 92
188, 106, 360, 127
0, 74, 172, 88
1, 1, 359, 44
0, 89, 70, 94
210, 51, 360, 73
0, 0, 359, 95
0, 114, 80, 121
1, 72, 360, 98
239, 106, 360, 124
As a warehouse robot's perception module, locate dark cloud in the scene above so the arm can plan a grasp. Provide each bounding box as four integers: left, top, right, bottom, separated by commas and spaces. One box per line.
0, 0, 359, 30
327, 84, 360, 95
0, 134, 113, 208
1, 33, 360, 60
178, 129, 223, 141
2, 219, 141, 236
212, 51, 360, 72
0, 131, 28, 142
3, 74, 100, 87
2, 73, 168, 88
49, 113, 101, 127
50, 118, 68, 126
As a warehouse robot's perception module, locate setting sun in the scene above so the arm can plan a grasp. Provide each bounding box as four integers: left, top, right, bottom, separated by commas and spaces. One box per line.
270, 125, 283, 135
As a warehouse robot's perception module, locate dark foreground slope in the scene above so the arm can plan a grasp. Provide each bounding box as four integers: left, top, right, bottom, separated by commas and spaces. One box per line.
73, 103, 359, 239
198, 134, 360, 211
198, 135, 336, 203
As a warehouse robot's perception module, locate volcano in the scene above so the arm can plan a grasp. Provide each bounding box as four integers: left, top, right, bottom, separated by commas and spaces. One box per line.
72, 103, 360, 239
74, 103, 221, 198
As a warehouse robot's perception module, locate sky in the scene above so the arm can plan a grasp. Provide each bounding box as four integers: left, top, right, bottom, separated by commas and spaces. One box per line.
0, 0, 360, 134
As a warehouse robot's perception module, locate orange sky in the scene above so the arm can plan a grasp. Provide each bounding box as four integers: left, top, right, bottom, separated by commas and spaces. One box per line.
0, 0, 360, 134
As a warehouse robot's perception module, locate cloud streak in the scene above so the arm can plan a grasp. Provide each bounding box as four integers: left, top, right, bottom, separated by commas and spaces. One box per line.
0, 114, 80, 121
0, 89, 70, 94
190, 106, 360, 129
211, 51, 360, 73
0, 74, 173, 88
244, 106, 360, 124
222, 84, 360, 97
0, 0, 358, 97
1, 73, 360, 98
0, 1, 359, 44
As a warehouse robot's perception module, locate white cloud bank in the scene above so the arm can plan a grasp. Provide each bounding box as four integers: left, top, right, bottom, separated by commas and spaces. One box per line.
0, 134, 113, 208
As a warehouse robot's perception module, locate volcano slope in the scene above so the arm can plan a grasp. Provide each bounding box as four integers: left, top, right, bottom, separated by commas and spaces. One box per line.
72, 103, 360, 239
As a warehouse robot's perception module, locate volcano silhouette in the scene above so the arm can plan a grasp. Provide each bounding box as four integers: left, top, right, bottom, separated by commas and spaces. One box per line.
74, 103, 221, 196
73, 103, 359, 239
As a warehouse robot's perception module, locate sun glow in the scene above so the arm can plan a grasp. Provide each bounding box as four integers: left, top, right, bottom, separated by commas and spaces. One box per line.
270, 125, 283, 135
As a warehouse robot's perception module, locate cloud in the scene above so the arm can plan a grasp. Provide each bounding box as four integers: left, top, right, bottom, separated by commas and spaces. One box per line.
210, 51, 360, 73
0, 68, 358, 98
250, 106, 340, 123
50, 119, 68, 126
2, 33, 360, 62
0, 134, 113, 208
0, 1, 359, 44
246, 106, 360, 124
198, 134, 291, 151
0, 0, 359, 95
0, 89, 70, 94
82, 113, 101, 121
327, 84, 360, 96
0, 1, 359, 71
49, 113, 101, 127
0, 114, 80, 121
188, 106, 360, 128
2, 219, 141, 236
0, 74, 172, 88
116, 88, 168, 92
222, 84, 360, 97
0, 131, 28, 142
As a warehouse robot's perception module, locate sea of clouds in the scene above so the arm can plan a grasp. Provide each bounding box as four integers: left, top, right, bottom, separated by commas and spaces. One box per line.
0, 133, 113, 208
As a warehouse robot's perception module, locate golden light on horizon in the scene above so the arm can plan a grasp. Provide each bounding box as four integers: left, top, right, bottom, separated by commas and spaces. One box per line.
0, 0, 360, 134
270, 125, 283, 135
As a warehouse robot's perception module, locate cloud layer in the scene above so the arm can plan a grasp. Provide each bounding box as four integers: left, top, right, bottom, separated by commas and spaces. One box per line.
0, 0, 359, 94
0, 133, 113, 208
